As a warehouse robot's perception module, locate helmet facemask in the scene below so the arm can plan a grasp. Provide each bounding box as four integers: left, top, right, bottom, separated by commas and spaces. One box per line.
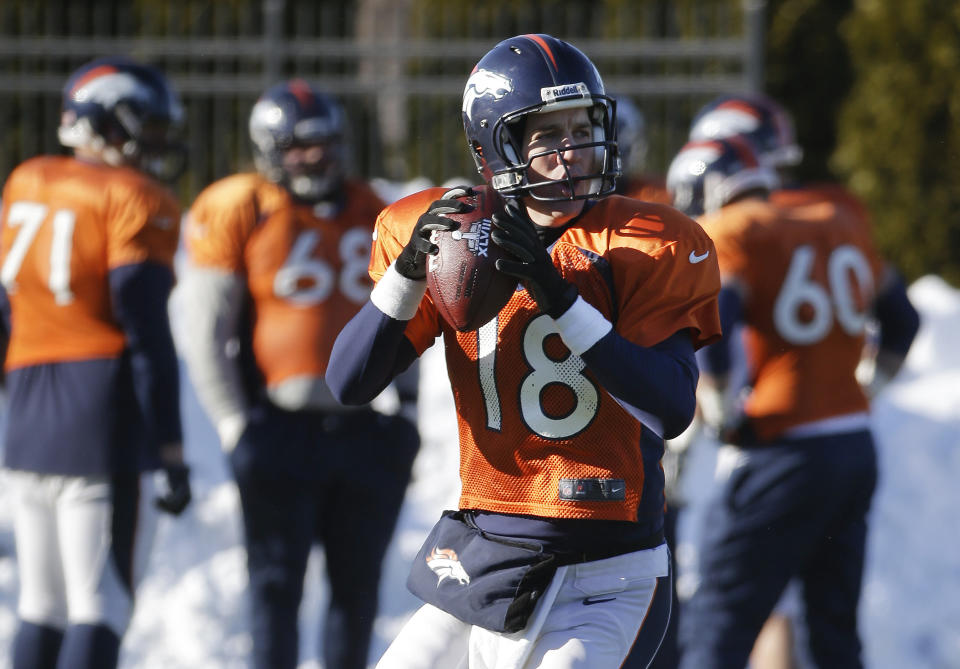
462, 35, 622, 205
488, 95, 619, 202
58, 59, 186, 182
249, 85, 346, 204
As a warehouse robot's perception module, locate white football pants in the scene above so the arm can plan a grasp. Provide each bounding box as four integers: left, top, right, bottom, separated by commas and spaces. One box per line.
377, 543, 669, 669
7, 470, 158, 637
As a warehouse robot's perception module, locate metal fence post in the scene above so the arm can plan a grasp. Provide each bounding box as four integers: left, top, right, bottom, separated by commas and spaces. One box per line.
744, 0, 767, 93
263, 0, 285, 87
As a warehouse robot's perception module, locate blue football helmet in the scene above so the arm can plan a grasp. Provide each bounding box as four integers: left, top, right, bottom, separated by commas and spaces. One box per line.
461, 34, 620, 201
613, 94, 647, 176
666, 136, 780, 217
689, 93, 802, 169
58, 56, 186, 181
249, 79, 346, 202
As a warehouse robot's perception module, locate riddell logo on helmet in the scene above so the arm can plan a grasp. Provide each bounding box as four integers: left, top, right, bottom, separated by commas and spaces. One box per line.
462, 70, 513, 119
541, 82, 589, 103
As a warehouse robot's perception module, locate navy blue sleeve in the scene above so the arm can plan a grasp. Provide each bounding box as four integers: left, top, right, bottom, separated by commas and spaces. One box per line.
326, 300, 420, 405
109, 262, 182, 447
580, 329, 699, 440
874, 272, 920, 356
695, 285, 744, 378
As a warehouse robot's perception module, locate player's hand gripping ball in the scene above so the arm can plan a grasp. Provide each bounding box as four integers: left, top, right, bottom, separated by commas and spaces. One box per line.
426, 185, 517, 332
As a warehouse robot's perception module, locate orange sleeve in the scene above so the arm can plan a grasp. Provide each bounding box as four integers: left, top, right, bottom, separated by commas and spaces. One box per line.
184, 174, 262, 272
609, 203, 722, 350
106, 175, 181, 269
623, 175, 671, 205
369, 188, 448, 354
699, 208, 754, 280
368, 187, 448, 280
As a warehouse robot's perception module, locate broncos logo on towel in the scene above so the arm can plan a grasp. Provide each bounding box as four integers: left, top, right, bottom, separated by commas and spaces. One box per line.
426, 546, 471, 586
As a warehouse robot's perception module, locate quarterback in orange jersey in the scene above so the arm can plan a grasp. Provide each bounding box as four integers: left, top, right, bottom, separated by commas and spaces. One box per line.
666, 136, 919, 669
173, 80, 420, 669
0, 57, 190, 669
327, 35, 721, 669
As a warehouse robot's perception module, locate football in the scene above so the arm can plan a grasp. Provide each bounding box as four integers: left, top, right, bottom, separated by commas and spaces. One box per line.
426, 185, 517, 332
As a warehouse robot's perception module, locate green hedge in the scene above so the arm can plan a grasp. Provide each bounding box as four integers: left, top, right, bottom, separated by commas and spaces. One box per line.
766, 0, 960, 285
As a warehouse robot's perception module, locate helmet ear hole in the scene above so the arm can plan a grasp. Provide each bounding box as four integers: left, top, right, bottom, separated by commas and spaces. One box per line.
501, 118, 525, 166
502, 140, 521, 166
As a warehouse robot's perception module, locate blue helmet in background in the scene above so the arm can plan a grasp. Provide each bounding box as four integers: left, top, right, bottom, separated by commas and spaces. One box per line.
249, 79, 346, 202
612, 93, 647, 176
58, 56, 186, 181
689, 92, 802, 170
666, 135, 780, 217
461, 33, 620, 202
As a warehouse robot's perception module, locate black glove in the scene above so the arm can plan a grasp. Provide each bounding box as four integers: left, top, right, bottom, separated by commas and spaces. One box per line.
490, 211, 578, 319
395, 187, 472, 280
155, 463, 192, 516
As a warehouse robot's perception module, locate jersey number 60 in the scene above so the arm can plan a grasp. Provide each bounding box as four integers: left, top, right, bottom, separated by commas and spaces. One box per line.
773, 244, 874, 345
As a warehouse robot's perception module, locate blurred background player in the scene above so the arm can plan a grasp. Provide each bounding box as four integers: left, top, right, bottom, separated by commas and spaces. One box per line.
685, 92, 921, 668
0, 56, 191, 669
665, 134, 919, 669
612, 93, 671, 205
327, 34, 721, 668
173, 79, 420, 669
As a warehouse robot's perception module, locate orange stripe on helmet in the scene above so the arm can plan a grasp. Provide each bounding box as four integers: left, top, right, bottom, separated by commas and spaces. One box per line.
71, 65, 119, 95
716, 100, 762, 119
287, 78, 315, 108
523, 34, 558, 71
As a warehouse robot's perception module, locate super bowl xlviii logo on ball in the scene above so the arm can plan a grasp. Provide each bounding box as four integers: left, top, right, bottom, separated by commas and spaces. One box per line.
452, 218, 492, 258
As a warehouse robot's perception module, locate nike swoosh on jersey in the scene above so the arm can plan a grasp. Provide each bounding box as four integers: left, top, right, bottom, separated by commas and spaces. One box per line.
582, 596, 617, 606
689, 250, 710, 263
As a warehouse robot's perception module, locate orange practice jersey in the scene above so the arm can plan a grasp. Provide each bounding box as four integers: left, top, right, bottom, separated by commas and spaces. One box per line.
371, 189, 721, 522
771, 183, 872, 226
620, 174, 671, 205
0, 156, 180, 370
699, 198, 885, 441
185, 174, 383, 386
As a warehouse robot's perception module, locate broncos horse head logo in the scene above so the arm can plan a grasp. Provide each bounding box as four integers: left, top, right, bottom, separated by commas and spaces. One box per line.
462, 69, 513, 121
426, 546, 471, 586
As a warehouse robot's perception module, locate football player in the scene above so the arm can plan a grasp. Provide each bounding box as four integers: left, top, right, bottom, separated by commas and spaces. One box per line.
326, 34, 721, 668
684, 94, 922, 669
0, 57, 190, 669
173, 80, 420, 669
666, 135, 920, 669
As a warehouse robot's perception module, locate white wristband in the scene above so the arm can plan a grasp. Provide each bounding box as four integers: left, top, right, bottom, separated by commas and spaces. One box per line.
370, 261, 427, 321
553, 296, 612, 355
